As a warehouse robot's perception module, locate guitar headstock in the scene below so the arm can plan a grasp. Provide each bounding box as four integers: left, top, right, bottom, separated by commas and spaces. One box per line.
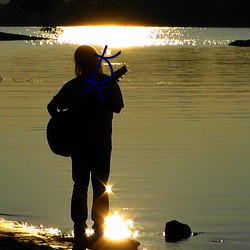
111, 65, 128, 82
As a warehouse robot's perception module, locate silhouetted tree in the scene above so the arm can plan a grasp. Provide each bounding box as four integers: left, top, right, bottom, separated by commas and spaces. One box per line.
9, 0, 63, 15
1, 0, 65, 25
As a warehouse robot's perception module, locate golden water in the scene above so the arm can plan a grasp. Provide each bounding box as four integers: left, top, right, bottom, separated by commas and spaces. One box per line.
0, 27, 250, 249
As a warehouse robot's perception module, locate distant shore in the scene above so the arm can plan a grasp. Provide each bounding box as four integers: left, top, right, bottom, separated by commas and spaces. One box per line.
0, 31, 45, 41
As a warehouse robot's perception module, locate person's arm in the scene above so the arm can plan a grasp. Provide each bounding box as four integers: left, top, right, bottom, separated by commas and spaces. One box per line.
47, 81, 73, 116
104, 81, 124, 113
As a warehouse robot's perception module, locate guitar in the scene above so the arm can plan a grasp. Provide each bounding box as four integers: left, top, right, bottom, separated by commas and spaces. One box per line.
46, 65, 127, 157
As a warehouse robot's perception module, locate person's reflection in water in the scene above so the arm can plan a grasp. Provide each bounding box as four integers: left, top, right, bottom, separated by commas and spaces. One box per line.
47, 45, 124, 247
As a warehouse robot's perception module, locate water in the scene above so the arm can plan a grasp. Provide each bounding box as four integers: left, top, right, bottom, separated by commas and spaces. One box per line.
0, 26, 250, 249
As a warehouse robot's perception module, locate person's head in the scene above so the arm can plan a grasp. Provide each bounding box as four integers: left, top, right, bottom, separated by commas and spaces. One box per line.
74, 45, 103, 77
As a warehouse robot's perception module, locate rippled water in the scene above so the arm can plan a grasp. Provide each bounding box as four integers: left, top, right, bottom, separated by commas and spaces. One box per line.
0, 27, 250, 249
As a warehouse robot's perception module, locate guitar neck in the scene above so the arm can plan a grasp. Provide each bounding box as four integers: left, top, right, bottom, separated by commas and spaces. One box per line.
110, 65, 127, 82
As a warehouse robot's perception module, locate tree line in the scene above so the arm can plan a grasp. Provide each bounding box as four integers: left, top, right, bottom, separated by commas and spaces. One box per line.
0, 0, 249, 27
0, 0, 135, 26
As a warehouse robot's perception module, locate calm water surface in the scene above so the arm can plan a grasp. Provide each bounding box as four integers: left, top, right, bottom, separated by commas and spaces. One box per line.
0, 27, 250, 249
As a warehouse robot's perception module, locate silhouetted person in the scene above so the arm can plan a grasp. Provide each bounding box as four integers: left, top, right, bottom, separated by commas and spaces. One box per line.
47, 45, 124, 244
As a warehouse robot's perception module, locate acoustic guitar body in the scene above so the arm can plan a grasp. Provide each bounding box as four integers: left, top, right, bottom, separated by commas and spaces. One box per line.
46, 111, 72, 157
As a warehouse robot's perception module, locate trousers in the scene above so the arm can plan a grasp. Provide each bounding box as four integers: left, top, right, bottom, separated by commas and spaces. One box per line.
70, 146, 111, 236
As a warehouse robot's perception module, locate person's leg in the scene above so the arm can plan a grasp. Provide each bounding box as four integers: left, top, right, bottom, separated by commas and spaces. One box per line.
71, 150, 90, 238
91, 149, 111, 234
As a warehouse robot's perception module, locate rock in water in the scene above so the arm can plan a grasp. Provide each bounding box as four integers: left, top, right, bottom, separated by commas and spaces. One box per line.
164, 220, 192, 242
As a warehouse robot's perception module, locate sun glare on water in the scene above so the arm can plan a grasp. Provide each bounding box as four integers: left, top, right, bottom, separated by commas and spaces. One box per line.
57, 26, 155, 48
45, 26, 228, 47
104, 212, 138, 241
105, 185, 113, 194
82, 212, 138, 241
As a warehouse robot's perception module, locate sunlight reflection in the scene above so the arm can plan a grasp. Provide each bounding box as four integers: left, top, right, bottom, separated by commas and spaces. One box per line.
105, 185, 113, 194
85, 227, 95, 237
55, 26, 231, 47
104, 212, 139, 241
56, 26, 204, 48
57, 26, 153, 48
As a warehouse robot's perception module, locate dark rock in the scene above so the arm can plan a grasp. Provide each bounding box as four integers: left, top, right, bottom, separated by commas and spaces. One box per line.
164, 220, 192, 242
0, 31, 45, 41
228, 39, 250, 47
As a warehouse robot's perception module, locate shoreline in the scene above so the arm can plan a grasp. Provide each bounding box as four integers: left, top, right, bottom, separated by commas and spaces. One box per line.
0, 218, 72, 250
0, 218, 140, 250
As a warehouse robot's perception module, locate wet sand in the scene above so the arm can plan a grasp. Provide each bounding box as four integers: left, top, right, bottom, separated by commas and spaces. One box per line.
0, 219, 140, 250
0, 229, 55, 249
0, 219, 69, 249
0, 234, 53, 250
